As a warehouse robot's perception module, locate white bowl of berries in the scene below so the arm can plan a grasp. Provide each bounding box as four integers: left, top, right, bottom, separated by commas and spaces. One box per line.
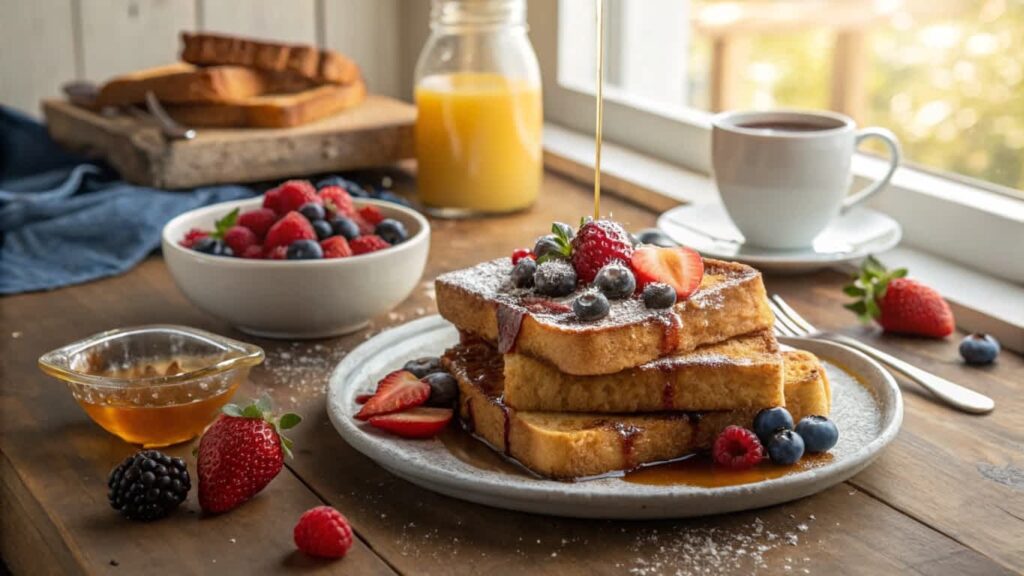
162, 180, 430, 339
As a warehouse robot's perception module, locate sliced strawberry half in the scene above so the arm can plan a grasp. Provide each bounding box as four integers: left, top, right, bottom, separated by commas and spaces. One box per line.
368, 407, 453, 438
631, 246, 705, 299
355, 370, 430, 420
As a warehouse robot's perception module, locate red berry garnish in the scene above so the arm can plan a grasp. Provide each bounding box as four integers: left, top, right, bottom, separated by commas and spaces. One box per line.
368, 407, 454, 439
264, 211, 316, 249
265, 180, 319, 216
350, 235, 391, 255
238, 208, 277, 239
712, 426, 764, 470
357, 205, 385, 226
844, 257, 954, 338
321, 236, 352, 259
293, 506, 353, 559
180, 228, 209, 248
631, 246, 704, 299
571, 220, 634, 284
241, 244, 265, 259
224, 225, 258, 256
267, 245, 288, 260
355, 370, 430, 420
319, 186, 356, 218
511, 248, 534, 265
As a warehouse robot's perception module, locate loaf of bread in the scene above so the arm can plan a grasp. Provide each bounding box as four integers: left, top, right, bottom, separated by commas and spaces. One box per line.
163, 78, 367, 128
180, 32, 360, 85
96, 63, 313, 106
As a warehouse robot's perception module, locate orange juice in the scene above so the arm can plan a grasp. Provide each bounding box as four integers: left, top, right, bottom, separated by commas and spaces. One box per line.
415, 73, 542, 214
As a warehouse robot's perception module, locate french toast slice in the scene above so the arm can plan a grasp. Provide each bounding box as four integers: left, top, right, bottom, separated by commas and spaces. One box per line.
503, 330, 784, 413
442, 341, 830, 479
435, 258, 773, 376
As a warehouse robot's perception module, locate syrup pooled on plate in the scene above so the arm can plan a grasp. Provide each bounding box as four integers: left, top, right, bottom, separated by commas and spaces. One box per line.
76, 356, 241, 447
624, 452, 834, 488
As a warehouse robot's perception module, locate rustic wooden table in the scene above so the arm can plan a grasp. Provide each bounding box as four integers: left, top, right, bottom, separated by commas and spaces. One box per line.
2, 172, 1021, 575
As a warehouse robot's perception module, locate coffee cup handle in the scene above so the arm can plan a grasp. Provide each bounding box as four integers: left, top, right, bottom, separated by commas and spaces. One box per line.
842, 127, 902, 212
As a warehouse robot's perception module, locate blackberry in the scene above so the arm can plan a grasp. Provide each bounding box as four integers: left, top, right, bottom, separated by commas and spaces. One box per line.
108, 450, 190, 521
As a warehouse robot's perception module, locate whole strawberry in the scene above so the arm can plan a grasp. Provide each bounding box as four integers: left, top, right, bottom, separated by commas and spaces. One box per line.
570, 219, 634, 284
844, 256, 954, 338
197, 397, 301, 514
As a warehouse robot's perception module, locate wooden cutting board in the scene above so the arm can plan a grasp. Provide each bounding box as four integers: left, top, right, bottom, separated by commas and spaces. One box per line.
42, 95, 416, 189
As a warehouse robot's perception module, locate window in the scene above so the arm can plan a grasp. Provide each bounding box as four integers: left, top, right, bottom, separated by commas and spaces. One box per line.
553, 0, 1024, 197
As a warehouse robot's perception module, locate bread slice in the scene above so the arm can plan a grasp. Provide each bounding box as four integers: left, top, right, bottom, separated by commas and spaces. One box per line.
163, 79, 367, 128
442, 340, 831, 479
181, 32, 360, 85
95, 63, 307, 106
435, 258, 774, 376
503, 330, 784, 413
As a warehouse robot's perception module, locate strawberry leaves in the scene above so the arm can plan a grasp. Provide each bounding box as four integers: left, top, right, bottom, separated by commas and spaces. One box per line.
843, 255, 907, 323
220, 395, 302, 458
536, 221, 574, 263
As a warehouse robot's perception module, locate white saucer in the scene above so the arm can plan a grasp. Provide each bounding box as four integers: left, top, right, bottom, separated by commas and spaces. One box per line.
657, 204, 901, 273
327, 315, 903, 519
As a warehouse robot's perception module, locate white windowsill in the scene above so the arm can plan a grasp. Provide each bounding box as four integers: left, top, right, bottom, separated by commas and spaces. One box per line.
543, 123, 1024, 353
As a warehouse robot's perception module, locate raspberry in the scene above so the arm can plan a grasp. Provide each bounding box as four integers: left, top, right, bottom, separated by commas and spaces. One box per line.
224, 226, 258, 255
357, 205, 385, 226
264, 212, 316, 249
712, 426, 764, 470
237, 208, 277, 239
511, 248, 534, 265
267, 245, 288, 260
350, 235, 390, 255
321, 236, 352, 258
180, 228, 209, 248
319, 186, 355, 218
241, 245, 264, 259
265, 180, 319, 215
352, 214, 376, 236
293, 506, 353, 559
571, 220, 634, 284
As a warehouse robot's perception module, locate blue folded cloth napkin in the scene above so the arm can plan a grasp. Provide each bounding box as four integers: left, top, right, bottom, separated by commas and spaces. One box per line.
0, 106, 255, 295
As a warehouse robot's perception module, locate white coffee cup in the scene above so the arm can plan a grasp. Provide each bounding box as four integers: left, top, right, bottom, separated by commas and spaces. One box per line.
711, 110, 901, 250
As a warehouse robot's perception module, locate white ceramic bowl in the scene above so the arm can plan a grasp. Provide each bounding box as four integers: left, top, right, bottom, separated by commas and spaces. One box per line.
162, 197, 430, 339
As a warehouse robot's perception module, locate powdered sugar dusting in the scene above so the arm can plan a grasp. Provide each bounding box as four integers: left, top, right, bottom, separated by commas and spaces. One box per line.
256, 342, 349, 404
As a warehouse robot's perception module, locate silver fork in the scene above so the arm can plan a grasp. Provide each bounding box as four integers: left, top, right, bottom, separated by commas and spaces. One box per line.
768, 294, 995, 414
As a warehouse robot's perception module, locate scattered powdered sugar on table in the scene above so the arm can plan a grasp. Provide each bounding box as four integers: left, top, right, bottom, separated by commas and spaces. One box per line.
256, 342, 350, 404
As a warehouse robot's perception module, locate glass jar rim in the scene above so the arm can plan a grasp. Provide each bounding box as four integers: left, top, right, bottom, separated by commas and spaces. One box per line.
430, 0, 527, 30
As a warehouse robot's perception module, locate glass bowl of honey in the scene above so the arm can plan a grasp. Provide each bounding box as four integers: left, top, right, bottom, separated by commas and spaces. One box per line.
39, 325, 264, 447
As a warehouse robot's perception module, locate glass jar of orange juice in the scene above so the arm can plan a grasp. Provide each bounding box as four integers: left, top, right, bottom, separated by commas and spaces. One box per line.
414, 0, 543, 217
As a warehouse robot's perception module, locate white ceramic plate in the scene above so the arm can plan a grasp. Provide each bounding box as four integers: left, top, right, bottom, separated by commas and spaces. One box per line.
657, 203, 901, 273
327, 315, 903, 519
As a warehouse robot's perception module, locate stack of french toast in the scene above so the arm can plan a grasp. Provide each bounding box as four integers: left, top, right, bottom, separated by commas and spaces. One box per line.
434, 220, 832, 479
92, 32, 365, 128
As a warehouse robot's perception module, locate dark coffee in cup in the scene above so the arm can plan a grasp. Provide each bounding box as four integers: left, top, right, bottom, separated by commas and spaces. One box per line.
736, 121, 834, 132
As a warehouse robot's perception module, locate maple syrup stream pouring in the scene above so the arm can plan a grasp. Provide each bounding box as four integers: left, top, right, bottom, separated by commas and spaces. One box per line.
593, 0, 605, 220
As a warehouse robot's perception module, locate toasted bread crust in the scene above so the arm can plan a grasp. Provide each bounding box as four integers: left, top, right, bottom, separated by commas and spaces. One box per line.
181, 32, 360, 85
163, 79, 367, 128
443, 341, 830, 479
96, 64, 289, 106
436, 258, 774, 375
504, 330, 784, 412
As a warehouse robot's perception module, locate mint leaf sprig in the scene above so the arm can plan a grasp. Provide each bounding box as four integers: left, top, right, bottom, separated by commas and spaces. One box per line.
537, 221, 574, 263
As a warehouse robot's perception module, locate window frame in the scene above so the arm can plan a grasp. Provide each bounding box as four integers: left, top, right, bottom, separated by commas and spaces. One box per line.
529, 0, 1024, 284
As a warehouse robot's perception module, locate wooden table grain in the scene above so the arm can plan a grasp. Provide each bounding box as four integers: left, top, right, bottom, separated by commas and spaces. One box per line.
2, 171, 1021, 575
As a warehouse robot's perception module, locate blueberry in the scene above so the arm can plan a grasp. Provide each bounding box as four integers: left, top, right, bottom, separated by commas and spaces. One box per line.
959, 333, 1000, 365
511, 258, 537, 289
533, 235, 567, 261
298, 202, 326, 222
573, 291, 610, 321
286, 239, 323, 260
642, 283, 676, 309
594, 263, 636, 299
423, 372, 459, 407
403, 356, 443, 378
753, 407, 795, 445
376, 191, 410, 207
193, 237, 233, 257
794, 415, 839, 453
534, 260, 577, 297
312, 219, 333, 240
766, 429, 805, 465
331, 216, 360, 240
375, 219, 408, 245
635, 228, 677, 247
